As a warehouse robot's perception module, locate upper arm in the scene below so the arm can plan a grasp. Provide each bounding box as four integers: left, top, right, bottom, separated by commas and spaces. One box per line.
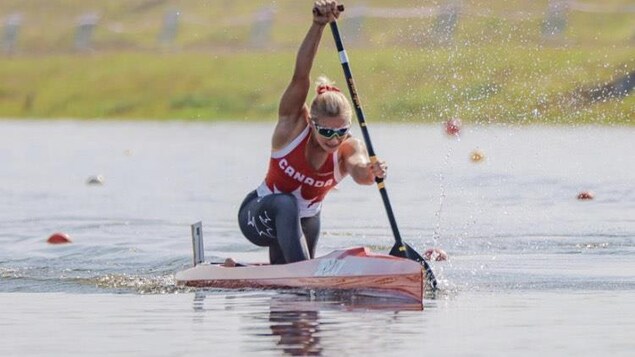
340, 138, 373, 184
272, 75, 311, 150
279, 75, 310, 119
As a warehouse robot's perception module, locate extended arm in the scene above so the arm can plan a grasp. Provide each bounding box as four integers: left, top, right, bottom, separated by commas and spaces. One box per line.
277, 23, 325, 121
272, 1, 342, 149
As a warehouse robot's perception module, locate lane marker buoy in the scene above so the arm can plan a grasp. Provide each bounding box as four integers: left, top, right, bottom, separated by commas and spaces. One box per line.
47, 232, 72, 244
444, 118, 462, 137
86, 175, 104, 185
577, 191, 594, 200
424, 248, 448, 261
470, 149, 485, 163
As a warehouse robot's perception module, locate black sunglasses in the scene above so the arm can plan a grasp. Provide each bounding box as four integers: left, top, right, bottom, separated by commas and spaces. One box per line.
312, 120, 350, 139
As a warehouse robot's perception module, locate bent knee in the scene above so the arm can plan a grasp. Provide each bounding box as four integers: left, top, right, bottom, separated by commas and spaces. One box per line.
271, 193, 298, 211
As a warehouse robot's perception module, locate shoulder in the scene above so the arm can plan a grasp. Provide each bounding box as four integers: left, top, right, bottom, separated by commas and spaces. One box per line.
337, 136, 368, 178
339, 136, 366, 158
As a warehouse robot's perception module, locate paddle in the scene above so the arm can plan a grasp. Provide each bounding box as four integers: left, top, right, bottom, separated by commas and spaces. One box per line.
324, 8, 438, 290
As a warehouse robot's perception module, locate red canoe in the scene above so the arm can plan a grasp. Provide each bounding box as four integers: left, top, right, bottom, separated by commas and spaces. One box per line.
176, 222, 425, 304
176, 246, 425, 304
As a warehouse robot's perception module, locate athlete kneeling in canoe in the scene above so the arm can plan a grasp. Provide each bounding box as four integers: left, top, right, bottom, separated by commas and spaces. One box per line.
238, 0, 387, 264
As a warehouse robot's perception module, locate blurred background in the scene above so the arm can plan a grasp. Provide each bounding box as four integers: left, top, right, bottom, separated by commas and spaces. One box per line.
0, 0, 633, 123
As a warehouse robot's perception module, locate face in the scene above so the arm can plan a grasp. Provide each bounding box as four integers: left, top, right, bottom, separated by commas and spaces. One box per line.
310, 115, 351, 153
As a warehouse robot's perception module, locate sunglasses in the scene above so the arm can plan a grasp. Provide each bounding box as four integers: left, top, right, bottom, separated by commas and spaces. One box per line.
312, 120, 350, 139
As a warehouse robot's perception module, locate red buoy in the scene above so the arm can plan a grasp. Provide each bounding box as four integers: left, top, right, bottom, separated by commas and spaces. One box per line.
444, 118, 462, 137
577, 191, 595, 200
47, 232, 72, 244
424, 248, 448, 261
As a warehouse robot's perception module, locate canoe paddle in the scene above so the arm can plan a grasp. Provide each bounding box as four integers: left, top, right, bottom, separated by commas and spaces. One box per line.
324, 7, 438, 290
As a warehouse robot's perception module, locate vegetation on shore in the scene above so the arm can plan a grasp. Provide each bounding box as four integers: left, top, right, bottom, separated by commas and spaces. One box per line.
0, 0, 633, 124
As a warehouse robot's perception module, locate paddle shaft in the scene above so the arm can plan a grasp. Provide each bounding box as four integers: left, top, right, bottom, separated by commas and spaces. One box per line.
328, 20, 438, 290
328, 21, 405, 247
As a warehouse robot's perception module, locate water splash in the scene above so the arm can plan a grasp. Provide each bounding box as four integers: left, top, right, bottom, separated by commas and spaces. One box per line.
73, 273, 192, 294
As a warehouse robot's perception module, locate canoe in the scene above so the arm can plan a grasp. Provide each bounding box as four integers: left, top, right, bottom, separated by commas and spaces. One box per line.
176, 246, 425, 303
175, 222, 425, 304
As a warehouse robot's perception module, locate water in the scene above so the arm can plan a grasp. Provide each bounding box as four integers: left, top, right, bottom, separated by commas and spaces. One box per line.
1, 120, 634, 356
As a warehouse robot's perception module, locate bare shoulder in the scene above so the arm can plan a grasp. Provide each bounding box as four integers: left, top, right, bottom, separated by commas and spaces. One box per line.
339, 137, 366, 158
337, 136, 369, 177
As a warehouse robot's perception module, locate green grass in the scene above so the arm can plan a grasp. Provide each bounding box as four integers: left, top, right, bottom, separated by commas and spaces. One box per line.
0, 0, 633, 123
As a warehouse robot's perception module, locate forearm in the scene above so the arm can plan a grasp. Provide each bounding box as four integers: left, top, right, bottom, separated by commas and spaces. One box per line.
345, 142, 387, 185
350, 163, 375, 185
292, 22, 326, 80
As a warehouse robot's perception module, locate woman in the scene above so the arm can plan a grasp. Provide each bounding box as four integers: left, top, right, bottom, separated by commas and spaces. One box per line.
238, 0, 387, 264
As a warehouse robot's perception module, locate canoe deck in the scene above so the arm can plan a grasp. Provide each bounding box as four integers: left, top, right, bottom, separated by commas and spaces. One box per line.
176, 247, 424, 303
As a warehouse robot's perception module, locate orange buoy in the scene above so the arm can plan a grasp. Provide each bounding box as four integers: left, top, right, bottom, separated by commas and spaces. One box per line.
577, 191, 595, 200
47, 232, 72, 244
470, 149, 485, 163
444, 118, 462, 137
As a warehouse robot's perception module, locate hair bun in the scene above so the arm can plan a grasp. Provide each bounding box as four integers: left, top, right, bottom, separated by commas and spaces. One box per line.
317, 84, 341, 95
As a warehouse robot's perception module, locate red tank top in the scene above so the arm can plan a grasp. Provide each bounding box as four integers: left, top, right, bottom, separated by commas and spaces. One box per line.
256, 125, 342, 217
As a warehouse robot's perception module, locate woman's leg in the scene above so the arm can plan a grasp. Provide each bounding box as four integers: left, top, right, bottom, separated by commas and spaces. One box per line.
268, 242, 286, 265
301, 213, 321, 258
238, 191, 309, 264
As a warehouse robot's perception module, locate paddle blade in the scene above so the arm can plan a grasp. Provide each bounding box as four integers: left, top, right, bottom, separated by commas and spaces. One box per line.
389, 242, 425, 262
390, 242, 438, 290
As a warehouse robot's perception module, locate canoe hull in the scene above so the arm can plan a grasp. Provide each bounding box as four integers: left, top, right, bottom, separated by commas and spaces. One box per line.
176, 247, 424, 303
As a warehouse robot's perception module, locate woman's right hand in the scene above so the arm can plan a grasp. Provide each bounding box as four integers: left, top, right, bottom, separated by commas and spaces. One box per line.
313, 0, 341, 25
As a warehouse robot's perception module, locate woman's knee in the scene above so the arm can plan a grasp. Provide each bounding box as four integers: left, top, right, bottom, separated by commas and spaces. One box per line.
271, 193, 298, 212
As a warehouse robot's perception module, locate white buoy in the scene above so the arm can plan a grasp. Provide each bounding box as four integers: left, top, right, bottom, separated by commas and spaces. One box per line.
86, 175, 104, 185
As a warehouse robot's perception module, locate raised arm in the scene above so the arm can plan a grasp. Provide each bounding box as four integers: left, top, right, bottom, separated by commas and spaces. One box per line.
273, 1, 341, 149
277, 23, 322, 119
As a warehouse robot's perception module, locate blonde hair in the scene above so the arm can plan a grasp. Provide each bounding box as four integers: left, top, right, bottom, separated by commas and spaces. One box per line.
310, 76, 352, 121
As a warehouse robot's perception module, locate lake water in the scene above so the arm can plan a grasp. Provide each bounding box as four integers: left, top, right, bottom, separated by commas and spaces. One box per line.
1, 120, 633, 356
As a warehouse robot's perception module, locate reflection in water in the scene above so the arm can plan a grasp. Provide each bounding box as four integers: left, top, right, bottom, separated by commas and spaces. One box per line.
268, 307, 322, 356
193, 290, 206, 312
192, 290, 424, 356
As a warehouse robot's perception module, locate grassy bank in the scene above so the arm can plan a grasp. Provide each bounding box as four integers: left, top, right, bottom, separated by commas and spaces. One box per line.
1, 46, 633, 124
0, 0, 633, 123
